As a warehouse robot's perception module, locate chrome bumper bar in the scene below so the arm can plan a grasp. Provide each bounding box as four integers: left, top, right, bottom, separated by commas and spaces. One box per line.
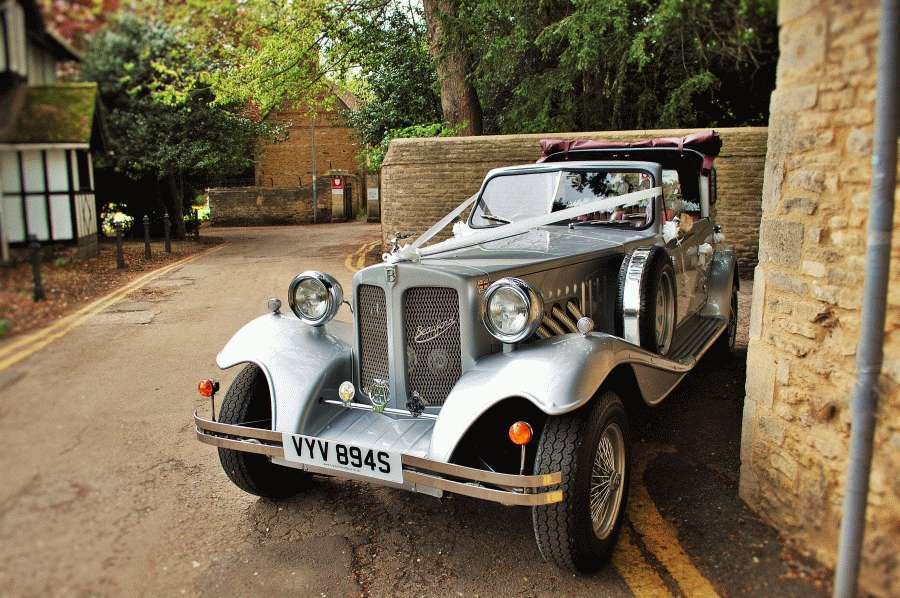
194, 410, 563, 506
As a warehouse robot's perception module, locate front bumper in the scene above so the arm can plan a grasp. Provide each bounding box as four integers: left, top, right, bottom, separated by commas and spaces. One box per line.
194, 410, 563, 506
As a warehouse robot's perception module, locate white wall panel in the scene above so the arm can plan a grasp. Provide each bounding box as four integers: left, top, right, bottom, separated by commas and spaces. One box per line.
49, 194, 72, 240
21, 151, 43, 192
69, 151, 79, 190
75, 193, 96, 238
1, 151, 20, 193
2, 193, 24, 242
46, 150, 68, 190
25, 195, 48, 240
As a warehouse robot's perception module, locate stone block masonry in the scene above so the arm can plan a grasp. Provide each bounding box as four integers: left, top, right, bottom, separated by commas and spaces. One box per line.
741, 1, 898, 595
208, 180, 332, 227
380, 127, 767, 275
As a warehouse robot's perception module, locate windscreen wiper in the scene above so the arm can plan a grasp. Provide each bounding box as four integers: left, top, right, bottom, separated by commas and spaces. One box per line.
481, 214, 512, 224
567, 220, 634, 229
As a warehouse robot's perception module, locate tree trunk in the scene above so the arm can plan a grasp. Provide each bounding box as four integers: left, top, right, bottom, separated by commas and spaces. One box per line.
166, 173, 187, 239
422, 0, 482, 135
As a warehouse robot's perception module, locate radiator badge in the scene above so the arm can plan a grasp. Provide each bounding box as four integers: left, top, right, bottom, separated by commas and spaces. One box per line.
406, 391, 425, 418
414, 319, 455, 344
366, 378, 390, 414
385, 265, 397, 285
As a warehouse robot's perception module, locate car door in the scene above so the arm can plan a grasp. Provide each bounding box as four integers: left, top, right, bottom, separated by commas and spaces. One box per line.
662, 170, 711, 323
677, 218, 713, 318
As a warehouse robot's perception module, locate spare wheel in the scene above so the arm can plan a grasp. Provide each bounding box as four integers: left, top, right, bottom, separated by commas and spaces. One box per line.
615, 248, 677, 356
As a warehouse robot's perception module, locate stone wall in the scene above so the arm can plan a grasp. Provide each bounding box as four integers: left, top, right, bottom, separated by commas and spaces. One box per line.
741, 2, 898, 595
208, 181, 332, 227
380, 127, 767, 274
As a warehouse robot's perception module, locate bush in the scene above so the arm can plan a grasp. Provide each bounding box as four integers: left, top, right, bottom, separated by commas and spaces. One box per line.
360, 122, 464, 172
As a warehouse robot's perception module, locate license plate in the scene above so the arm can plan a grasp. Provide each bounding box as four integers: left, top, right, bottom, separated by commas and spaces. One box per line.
282, 434, 404, 484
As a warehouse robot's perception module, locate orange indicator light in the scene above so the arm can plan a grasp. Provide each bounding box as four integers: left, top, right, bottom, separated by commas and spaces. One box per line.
508, 421, 533, 446
198, 379, 216, 398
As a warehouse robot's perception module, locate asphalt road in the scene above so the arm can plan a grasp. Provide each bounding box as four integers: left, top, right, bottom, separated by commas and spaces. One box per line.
0, 223, 828, 597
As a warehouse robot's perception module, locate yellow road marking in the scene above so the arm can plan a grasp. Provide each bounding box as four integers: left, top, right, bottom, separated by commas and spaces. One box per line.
0, 244, 227, 372
344, 240, 380, 273
613, 526, 672, 596
628, 444, 720, 597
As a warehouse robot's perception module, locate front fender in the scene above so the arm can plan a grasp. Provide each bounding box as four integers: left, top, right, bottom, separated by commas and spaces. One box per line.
428, 332, 680, 462
216, 313, 353, 433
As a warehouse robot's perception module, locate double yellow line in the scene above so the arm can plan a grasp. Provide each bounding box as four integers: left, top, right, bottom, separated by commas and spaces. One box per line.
613, 444, 720, 597
0, 244, 226, 373
344, 240, 381, 273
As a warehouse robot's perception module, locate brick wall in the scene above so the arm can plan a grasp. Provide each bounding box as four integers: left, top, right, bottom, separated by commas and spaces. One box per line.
208, 181, 332, 227
255, 98, 365, 211
380, 127, 767, 274
741, 2, 898, 594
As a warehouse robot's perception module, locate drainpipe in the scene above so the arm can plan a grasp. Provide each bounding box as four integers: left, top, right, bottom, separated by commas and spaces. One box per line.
833, 1, 898, 596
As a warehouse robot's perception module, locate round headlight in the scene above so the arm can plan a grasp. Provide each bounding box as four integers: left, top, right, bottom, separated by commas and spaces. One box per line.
288, 271, 343, 326
481, 278, 544, 343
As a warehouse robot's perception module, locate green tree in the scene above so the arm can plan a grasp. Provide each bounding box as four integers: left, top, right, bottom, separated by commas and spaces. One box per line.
128, 0, 777, 160
162, 0, 395, 118
342, 5, 442, 147
422, 0, 483, 134
83, 13, 271, 237
456, 0, 777, 133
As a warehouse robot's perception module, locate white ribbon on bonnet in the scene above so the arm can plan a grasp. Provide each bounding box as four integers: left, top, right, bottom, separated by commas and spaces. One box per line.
383, 186, 663, 263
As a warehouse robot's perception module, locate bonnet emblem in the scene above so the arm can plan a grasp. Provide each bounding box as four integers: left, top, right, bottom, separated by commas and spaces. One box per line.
365, 378, 390, 414
414, 319, 455, 344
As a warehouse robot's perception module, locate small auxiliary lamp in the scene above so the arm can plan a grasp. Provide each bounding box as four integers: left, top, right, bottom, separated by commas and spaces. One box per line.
198, 378, 220, 421
508, 420, 534, 475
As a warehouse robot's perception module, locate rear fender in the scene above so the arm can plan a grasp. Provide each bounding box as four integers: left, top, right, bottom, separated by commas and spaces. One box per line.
701, 250, 738, 319
216, 314, 353, 433
428, 332, 681, 462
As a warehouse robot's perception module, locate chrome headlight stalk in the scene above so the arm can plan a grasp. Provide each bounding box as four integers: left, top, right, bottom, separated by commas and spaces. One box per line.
481, 277, 544, 344
288, 271, 343, 326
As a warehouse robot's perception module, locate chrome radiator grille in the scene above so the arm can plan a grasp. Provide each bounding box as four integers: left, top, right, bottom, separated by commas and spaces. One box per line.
357, 285, 389, 392
403, 287, 462, 406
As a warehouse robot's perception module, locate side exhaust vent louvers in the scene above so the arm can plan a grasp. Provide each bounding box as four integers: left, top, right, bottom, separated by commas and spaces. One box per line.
534, 299, 585, 340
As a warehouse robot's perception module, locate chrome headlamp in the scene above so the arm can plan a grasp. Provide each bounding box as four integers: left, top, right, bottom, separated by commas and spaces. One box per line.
481, 277, 544, 343
288, 271, 343, 326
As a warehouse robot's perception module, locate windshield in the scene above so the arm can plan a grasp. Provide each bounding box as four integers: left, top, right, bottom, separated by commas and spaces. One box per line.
470, 169, 656, 229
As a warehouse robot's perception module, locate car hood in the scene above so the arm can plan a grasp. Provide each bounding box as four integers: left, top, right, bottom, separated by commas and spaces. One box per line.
415, 226, 647, 276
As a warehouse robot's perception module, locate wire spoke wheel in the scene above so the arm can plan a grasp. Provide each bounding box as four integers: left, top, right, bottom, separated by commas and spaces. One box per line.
532, 391, 631, 572
590, 422, 626, 540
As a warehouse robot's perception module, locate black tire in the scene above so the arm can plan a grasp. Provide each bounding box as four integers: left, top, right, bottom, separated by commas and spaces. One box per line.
217, 364, 310, 499
710, 280, 738, 361
615, 248, 677, 355
532, 391, 631, 573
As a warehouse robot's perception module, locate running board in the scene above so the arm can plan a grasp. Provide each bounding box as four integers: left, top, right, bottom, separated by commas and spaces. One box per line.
628, 315, 727, 405
669, 315, 726, 364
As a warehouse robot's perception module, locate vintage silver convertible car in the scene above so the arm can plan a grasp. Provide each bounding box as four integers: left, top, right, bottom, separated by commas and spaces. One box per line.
194, 130, 738, 572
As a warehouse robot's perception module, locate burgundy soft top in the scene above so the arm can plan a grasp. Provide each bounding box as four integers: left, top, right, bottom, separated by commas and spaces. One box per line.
537, 129, 721, 172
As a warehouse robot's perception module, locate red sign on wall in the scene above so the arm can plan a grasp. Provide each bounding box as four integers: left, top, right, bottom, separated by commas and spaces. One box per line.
331, 176, 344, 190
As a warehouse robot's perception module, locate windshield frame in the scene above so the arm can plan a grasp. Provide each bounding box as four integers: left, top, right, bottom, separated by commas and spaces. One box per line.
467, 164, 661, 232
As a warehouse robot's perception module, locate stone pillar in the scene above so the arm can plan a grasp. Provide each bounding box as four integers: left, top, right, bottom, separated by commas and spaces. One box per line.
741, 1, 898, 594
